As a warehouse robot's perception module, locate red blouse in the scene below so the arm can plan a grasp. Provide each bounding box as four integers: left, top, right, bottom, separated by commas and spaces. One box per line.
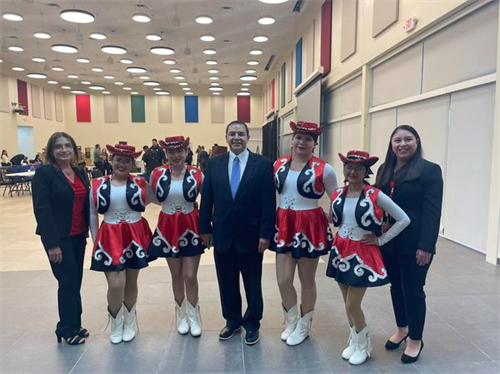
69, 173, 87, 236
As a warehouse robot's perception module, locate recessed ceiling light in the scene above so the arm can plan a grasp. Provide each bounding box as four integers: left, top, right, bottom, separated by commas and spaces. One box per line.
132, 13, 151, 23
259, 0, 289, 3
153, 87, 162, 91
123, 87, 132, 90
27, 73, 47, 79
253, 35, 268, 43
208, 69, 219, 74
71, 90, 87, 94
131, 91, 139, 95
76, 57, 90, 63
237, 91, 251, 96
8, 45, 24, 52
3, 12, 24, 21
89, 85, 105, 90
240, 75, 257, 81
120, 58, 133, 64
143, 81, 160, 86
92, 67, 104, 72
81, 81, 92, 85
139, 75, 150, 80
210, 82, 220, 86
195, 15, 213, 24
90, 32, 107, 40
246, 69, 257, 74
52, 44, 78, 53
32, 57, 46, 63
185, 91, 194, 95
209, 87, 223, 91
101, 45, 127, 54
182, 87, 191, 91
241, 87, 250, 91
62, 86, 71, 90
200, 34, 215, 42
127, 66, 147, 74
175, 76, 186, 80
258, 16, 275, 25
146, 34, 162, 41
169, 68, 181, 73
203, 48, 217, 55
163, 59, 176, 65
179, 82, 188, 86
12, 67, 25, 71
60, 9, 95, 23
104, 75, 115, 79
242, 83, 251, 86
114, 81, 124, 85
205, 60, 218, 65
48, 80, 58, 84
209, 76, 219, 80
52, 66, 64, 72
67, 74, 79, 79
247, 60, 259, 66
250, 49, 263, 55
34, 32, 51, 39
103, 91, 111, 94
213, 92, 221, 96
150, 46, 175, 55
156, 91, 170, 95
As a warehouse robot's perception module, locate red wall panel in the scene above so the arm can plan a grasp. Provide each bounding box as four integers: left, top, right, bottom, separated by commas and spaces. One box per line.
237, 96, 251, 123
321, 0, 333, 77
17, 80, 29, 116
76, 94, 91, 122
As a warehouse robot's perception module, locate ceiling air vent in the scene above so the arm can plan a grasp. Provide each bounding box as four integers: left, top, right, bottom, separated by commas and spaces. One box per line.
46, 3, 61, 8
264, 54, 277, 71
221, 6, 233, 12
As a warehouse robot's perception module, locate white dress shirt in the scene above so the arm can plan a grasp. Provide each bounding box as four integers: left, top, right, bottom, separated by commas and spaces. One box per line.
228, 149, 249, 183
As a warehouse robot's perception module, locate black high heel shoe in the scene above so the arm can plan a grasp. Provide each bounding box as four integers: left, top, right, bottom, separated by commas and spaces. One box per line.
77, 327, 90, 338
56, 331, 86, 345
385, 333, 409, 350
401, 341, 424, 363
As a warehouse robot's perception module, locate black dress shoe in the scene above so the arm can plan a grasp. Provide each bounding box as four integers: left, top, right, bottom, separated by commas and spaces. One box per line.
401, 341, 424, 364
245, 330, 260, 345
385, 333, 409, 350
219, 326, 241, 341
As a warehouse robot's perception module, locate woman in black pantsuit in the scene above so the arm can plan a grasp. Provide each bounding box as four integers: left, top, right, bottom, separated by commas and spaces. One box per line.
32, 132, 90, 345
376, 125, 443, 363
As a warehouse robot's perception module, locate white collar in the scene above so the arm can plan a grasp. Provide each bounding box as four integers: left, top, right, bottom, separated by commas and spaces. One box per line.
229, 149, 249, 163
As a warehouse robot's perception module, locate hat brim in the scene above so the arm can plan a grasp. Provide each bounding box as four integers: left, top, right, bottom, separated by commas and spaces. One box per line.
106, 144, 142, 158
159, 137, 190, 150
338, 153, 379, 167
289, 121, 323, 136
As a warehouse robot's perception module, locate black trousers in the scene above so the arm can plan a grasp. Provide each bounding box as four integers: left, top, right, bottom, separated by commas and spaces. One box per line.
382, 251, 432, 340
214, 248, 264, 331
49, 232, 87, 337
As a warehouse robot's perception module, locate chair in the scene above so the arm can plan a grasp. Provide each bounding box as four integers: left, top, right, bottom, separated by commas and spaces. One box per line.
0, 169, 18, 197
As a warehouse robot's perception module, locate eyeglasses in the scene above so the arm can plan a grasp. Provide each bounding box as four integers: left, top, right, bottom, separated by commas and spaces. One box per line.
344, 164, 366, 173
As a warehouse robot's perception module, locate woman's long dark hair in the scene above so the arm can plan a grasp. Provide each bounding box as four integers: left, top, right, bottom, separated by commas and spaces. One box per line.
375, 124, 424, 188
45, 132, 79, 166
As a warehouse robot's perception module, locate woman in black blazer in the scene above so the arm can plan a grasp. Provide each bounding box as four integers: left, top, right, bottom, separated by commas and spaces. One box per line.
32, 132, 90, 345
376, 125, 443, 363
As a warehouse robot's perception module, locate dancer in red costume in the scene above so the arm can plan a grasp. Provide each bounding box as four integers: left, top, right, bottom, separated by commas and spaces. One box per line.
148, 136, 205, 337
326, 150, 410, 365
270, 121, 338, 346
90, 143, 152, 344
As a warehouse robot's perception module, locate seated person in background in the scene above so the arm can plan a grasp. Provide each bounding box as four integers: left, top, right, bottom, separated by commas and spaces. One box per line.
1, 150, 11, 166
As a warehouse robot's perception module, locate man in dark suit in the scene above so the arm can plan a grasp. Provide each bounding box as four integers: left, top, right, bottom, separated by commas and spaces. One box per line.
199, 120, 276, 345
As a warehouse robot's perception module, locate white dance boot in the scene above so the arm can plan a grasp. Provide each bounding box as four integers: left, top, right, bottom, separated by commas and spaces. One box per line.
281, 305, 299, 341
122, 303, 137, 342
349, 326, 372, 365
108, 305, 124, 344
342, 325, 358, 360
187, 301, 202, 337
286, 309, 313, 346
175, 299, 190, 335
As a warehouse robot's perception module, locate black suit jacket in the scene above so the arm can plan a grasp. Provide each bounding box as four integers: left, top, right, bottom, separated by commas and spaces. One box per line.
32, 164, 90, 251
379, 159, 443, 255
199, 151, 276, 254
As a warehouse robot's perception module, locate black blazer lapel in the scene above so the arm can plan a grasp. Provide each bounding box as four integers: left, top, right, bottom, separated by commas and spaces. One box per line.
219, 153, 233, 200
55, 168, 73, 191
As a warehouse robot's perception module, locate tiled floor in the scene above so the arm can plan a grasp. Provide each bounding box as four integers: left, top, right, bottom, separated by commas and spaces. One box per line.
1, 194, 499, 374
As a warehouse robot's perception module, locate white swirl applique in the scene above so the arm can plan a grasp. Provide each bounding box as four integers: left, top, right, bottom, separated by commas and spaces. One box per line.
156, 168, 169, 199
94, 242, 113, 266
186, 169, 198, 200
130, 176, 145, 207
303, 161, 323, 197
178, 229, 200, 248
152, 229, 175, 254
331, 246, 387, 283
359, 188, 383, 228
96, 178, 108, 210
331, 188, 344, 225
274, 158, 288, 190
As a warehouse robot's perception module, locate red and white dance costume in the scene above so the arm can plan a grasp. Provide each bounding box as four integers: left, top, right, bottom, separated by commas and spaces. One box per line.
270, 156, 338, 258
148, 165, 206, 258
90, 175, 152, 272
326, 185, 410, 287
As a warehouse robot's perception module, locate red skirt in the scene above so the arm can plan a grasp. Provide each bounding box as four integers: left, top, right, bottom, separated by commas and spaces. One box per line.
326, 235, 389, 287
148, 210, 206, 259
270, 207, 333, 259
91, 218, 152, 272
